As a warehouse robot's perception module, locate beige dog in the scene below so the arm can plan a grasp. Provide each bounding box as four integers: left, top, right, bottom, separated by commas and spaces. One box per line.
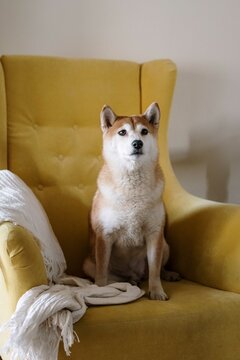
83, 103, 180, 300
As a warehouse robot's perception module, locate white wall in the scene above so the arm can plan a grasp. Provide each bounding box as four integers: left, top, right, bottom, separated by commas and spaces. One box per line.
1, 0, 240, 203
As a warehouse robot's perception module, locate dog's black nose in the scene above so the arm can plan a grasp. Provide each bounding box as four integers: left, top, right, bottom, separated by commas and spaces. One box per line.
132, 140, 143, 149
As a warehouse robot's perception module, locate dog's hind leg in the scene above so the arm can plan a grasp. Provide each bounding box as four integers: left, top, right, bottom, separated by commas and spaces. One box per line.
161, 239, 181, 282
83, 257, 126, 284
83, 257, 96, 281
108, 273, 127, 284
161, 268, 181, 281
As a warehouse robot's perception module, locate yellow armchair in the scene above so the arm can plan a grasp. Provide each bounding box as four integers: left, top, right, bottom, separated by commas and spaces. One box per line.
1, 56, 240, 360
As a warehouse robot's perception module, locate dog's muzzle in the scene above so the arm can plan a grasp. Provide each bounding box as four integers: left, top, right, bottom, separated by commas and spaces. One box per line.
131, 140, 143, 155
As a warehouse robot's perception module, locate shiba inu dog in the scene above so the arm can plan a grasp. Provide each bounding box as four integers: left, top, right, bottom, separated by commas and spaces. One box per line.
83, 103, 180, 300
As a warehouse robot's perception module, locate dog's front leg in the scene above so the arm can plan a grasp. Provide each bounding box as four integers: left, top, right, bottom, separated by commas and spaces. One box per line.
95, 234, 112, 286
146, 230, 168, 300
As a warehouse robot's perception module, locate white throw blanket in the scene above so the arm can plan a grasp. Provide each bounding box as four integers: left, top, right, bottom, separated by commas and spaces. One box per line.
0, 170, 144, 360
0, 169, 66, 283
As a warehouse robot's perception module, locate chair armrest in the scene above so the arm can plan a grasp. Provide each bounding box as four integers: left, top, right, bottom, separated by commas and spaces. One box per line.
166, 192, 240, 293
0, 222, 48, 311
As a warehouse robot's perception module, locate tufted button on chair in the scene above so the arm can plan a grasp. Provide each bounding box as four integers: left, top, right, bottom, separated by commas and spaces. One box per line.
1, 56, 240, 360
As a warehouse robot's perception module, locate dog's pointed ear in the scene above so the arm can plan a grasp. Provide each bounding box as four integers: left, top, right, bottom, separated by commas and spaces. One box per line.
144, 102, 160, 128
100, 105, 117, 133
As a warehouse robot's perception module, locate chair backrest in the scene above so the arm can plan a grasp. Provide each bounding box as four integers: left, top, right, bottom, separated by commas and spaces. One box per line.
0, 56, 176, 276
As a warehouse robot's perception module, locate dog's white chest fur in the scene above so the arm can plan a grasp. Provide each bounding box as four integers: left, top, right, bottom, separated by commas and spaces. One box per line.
98, 169, 164, 248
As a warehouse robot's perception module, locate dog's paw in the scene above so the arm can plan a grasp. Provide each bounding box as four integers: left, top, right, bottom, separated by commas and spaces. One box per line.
149, 289, 169, 301
161, 269, 181, 282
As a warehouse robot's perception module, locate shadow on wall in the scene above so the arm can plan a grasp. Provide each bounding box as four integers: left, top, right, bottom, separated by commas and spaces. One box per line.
189, 127, 240, 202
170, 68, 240, 203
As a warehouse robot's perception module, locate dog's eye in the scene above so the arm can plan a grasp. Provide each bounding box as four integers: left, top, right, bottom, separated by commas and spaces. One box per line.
118, 129, 127, 136
141, 128, 149, 135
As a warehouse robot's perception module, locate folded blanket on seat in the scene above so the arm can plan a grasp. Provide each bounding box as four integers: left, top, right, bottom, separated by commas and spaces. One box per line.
0, 170, 144, 360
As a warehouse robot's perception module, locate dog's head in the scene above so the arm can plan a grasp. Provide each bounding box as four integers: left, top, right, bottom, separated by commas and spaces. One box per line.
100, 103, 160, 170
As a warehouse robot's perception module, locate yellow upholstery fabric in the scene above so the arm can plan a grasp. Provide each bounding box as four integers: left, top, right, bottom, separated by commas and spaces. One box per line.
59, 280, 240, 360
0, 222, 47, 310
166, 192, 240, 293
1, 56, 140, 276
0, 222, 47, 358
1, 55, 240, 360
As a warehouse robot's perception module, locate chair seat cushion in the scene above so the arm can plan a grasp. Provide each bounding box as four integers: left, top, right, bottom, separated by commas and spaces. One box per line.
59, 279, 240, 360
